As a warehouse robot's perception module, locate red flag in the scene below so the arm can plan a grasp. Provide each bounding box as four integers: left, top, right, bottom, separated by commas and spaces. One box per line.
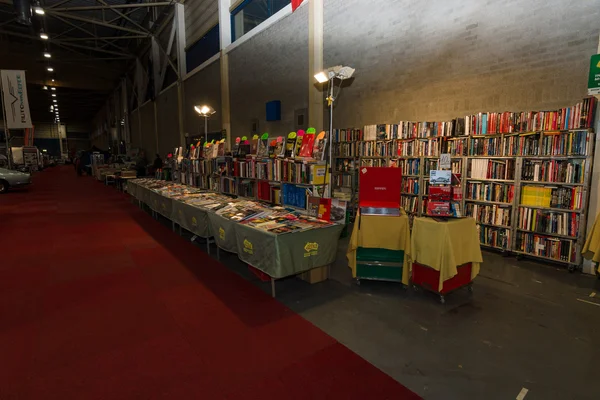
292, 0, 304, 12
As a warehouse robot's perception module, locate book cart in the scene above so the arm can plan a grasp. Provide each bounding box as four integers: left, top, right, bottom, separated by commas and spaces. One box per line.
346, 167, 412, 286
333, 97, 597, 272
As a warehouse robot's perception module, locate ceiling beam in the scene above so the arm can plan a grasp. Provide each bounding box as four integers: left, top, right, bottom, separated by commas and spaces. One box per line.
52, 2, 173, 12
59, 35, 147, 42
49, 14, 132, 53
96, 0, 151, 35
45, 10, 151, 36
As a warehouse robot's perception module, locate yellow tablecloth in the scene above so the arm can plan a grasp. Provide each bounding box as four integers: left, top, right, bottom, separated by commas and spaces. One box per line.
582, 213, 600, 273
347, 210, 412, 285
411, 217, 483, 291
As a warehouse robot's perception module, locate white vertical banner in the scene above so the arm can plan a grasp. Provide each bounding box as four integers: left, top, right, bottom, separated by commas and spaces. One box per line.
1, 70, 33, 129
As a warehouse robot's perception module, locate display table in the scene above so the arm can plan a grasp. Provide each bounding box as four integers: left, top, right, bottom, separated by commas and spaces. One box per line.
235, 222, 344, 279
411, 217, 482, 302
126, 179, 344, 296
582, 212, 600, 275
346, 210, 411, 285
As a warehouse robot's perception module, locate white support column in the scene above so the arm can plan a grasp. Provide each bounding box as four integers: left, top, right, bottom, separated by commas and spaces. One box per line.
308, 0, 324, 131
174, 2, 187, 147
218, 0, 232, 149
121, 78, 130, 148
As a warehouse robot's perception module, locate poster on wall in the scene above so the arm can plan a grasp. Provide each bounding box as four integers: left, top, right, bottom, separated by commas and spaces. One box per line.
0, 70, 33, 129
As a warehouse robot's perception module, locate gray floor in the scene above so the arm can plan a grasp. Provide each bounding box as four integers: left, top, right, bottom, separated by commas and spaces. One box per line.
171, 215, 600, 400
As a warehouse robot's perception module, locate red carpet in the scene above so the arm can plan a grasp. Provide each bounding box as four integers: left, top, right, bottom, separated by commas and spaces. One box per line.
0, 166, 420, 399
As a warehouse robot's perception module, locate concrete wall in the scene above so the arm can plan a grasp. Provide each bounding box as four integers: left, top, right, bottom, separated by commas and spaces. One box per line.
323, 0, 600, 127
184, 60, 222, 138
156, 85, 180, 156
228, 5, 309, 139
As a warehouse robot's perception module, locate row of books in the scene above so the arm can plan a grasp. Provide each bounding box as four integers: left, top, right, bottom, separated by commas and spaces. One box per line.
466, 203, 512, 227
334, 129, 593, 158
401, 195, 418, 213
364, 121, 456, 140
521, 159, 585, 184
520, 185, 583, 210
465, 182, 515, 204
477, 225, 511, 249
333, 128, 363, 142
540, 130, 591, 156
401, 177, 420, 195
518, 208, 579, 238
468, 159, 516, 180
424, 158, 463, 175
398, 159, 420, 176
397, 138, 440, 157
516, 232, 575, 263
463, 97, 596, 135
231, 159, 326, 185
334, 174, 355, 188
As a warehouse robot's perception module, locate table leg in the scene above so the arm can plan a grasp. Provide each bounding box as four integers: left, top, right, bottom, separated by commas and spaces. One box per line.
206, 238, 210, 254
271, 278, 276, 298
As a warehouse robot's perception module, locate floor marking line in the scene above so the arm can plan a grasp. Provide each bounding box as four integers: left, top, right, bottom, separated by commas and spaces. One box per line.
576, 298, 600, 307
516, 387, 529, 400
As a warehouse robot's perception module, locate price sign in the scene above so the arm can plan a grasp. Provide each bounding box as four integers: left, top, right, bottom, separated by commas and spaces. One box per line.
440, 153, 451, 170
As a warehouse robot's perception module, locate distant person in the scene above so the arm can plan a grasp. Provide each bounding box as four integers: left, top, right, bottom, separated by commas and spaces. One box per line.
153, 154, 163, 171
135, 153, 148, 177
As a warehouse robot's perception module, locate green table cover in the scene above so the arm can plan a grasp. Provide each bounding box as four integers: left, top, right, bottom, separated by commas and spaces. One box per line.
234, 222, 344, 279
172, 201, 211, 238
206, 212, 239, 253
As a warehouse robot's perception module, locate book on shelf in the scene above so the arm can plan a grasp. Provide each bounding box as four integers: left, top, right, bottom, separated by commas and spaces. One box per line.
299, 128, 316, 157
518, 207, 579, 237
465, 182, 514, 203
468, 136, 503, 156
520, 185, 583, 210
463, 97, 596, 135
521, 159, 585, 183
466, 203, 511, 226
401, 177, 420, 195
333, 128, 363, 142
313, 131, 327, 160
401, 195, 418, 213
398, 158, 420, 176
502, 132, 540, 156
285, 132, 296, 157
442, 137, 468, 156
468, 158, 515, 180
477, 225, 511, 249
257, 133, 269, 158
540, 130, 591, 156
516, 232, 575, 262
294, 130, 305, 158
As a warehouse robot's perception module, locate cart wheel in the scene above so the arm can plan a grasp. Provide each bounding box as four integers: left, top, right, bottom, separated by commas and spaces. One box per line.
467, 284, 474, 293
439, 295, 446, 304
356, 279, 361, 286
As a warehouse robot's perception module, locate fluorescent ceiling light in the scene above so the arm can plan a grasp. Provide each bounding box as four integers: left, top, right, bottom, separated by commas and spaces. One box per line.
51, 94, 56, 97
53, 99, 57, 102
43, 86, 48, 90
51, 79, 55, 82
34, 7, 44, 15
47, 67, 53, 72
50, 87, 56, 91
40, 31, 48, 40
43, 52, 51, 58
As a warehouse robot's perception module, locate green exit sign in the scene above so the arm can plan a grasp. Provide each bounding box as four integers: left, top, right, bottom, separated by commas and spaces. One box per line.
588, 54, 600, 95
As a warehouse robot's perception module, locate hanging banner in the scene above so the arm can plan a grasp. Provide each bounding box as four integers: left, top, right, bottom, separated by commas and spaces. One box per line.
292, 0, 305, 12
1, 70, 33, 129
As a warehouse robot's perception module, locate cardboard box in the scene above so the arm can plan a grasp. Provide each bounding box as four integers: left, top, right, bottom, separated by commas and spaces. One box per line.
299, 265, 329, 284
429, 186, 451, 201
426, 201, 452, 217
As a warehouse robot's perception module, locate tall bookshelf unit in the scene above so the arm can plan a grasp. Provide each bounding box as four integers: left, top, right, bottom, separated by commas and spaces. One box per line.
332, 97, 596, 270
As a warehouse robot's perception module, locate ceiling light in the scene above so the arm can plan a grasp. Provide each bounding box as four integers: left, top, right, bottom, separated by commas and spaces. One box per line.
51, 79, 55, 82
314, 65, 356, 83
53, 99, 57, 102
47, 67, 53, 72
43, 86, 47, 90
50, 87, 55, 91
33, 1, 44, 15
51, 94, 56, 97
40, 30, 48, 40
43, 52, 51, 58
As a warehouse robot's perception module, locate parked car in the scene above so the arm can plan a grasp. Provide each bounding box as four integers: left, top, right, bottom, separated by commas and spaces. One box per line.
0, 167, 31, 193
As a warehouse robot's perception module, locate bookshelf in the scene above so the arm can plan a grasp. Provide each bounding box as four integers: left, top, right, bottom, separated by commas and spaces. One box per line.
332, 97, 596, 269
